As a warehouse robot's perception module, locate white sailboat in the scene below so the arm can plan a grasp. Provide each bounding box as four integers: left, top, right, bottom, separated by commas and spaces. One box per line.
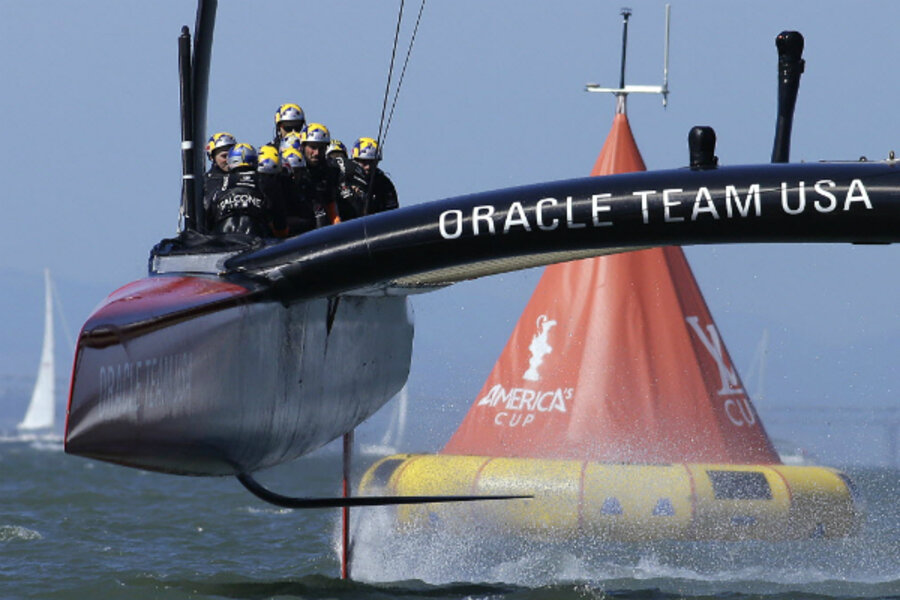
361, 386, 408, 456
745, 328, 814, 465
17, 269, 58, 439
744, 328, 769, 404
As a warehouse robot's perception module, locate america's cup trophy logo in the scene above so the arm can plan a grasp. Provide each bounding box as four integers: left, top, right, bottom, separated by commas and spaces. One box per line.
523, 315, 557, 382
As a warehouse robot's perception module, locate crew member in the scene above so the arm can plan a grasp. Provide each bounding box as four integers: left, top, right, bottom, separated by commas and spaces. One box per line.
279, 146, 317, 236
203, 131, 236, 209
300, 123, 356, 226
271, 103, 306, 148
348, 137, 399, 215
327, 139, 349, 172
327, 139, 356, 208
207, 143, 282, 237
256, 144, 290, 238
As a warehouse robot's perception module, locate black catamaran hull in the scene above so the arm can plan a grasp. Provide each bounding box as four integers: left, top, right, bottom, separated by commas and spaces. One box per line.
65, 276, 412, 475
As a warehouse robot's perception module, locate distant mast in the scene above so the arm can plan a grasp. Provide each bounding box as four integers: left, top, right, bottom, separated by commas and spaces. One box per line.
585, 4, 671, 113
18, 269, 55, 432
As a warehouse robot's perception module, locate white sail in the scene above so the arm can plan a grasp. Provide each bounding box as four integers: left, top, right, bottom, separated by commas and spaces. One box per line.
18, 269, 55, 431
745, 328, 769, 404
379, 385, 408, 451
361, 386, 408, 455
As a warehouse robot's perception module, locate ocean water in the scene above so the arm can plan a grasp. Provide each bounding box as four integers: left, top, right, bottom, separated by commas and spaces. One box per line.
1, 440, 898, 600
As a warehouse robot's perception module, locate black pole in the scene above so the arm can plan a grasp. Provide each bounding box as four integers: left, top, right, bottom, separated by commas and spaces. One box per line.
191, 0, 218, 232
771, 31, 805, 163
178, 26, 195, 231
619, 8, 632, 89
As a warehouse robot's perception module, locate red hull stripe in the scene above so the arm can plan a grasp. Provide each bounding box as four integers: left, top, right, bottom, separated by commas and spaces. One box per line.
79, 276, 253, 349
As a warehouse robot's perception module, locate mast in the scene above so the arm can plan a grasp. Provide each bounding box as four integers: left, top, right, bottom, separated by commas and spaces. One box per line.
18, 269, 55, 431
190, 0, 216, 228
178, 0, 217, 232
178, 26, 195, 231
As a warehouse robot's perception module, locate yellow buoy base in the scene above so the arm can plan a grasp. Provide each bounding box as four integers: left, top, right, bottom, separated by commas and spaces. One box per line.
359, 454, 861, 541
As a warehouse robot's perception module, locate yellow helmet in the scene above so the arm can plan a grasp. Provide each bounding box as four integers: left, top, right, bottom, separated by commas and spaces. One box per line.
281, 147, 306, 170
301, 123, 331, 145
351, 137, 381, 161
206, 131, 236, 160
257, 144, 281, 174
327, 139, 348, 156
279, 132, 303, 154
274, 103, 305, 126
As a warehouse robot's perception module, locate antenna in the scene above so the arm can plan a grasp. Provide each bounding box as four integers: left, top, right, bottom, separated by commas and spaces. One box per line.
619, 8, 631, 90
586, 4, 671, 108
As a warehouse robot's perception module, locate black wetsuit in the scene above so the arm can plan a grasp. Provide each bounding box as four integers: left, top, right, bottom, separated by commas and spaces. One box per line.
346, 161, 399, 215
279, 168, 318, 236
257, 171, 294, 237
208, 169, 284, 237
204, 164, 228, 194
300, 159, 358, 226
333, 156, 359, 212
330, 155, 348, 177
203, 164, 229, 228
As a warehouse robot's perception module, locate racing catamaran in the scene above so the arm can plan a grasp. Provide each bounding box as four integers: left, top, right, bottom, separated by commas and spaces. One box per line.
64, 2, 897, 503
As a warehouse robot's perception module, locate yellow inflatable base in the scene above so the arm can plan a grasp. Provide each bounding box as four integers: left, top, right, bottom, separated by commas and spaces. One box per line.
359, 454, 861, 541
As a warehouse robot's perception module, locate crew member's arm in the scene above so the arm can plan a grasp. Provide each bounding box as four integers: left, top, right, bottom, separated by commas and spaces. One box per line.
381, 172, 399, 211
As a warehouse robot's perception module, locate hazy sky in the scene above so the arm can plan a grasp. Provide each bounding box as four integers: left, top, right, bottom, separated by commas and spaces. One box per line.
2, 2, 898, 461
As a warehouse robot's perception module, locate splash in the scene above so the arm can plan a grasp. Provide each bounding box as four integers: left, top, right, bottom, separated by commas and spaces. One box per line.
344, 482, 899, 591
0, 525, 42, 542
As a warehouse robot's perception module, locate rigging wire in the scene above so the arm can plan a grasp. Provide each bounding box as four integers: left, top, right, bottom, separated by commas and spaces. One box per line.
366, 0, 425, 215
382, 0, 426, 153
376, 0, 406, 152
